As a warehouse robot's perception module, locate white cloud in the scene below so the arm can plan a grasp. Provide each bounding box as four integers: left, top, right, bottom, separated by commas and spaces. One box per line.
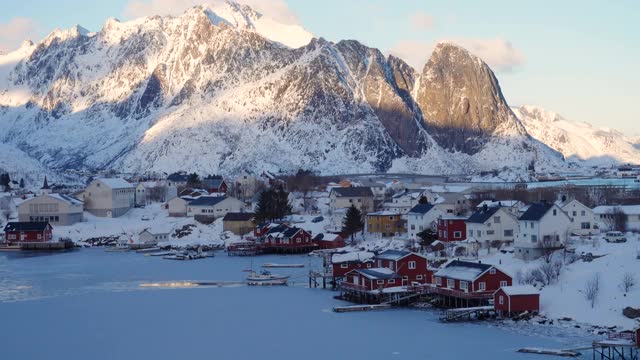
409, 11, 434, 31
389, 37, 525, 73
0, 17, 41, 54
123, 0, 301, 25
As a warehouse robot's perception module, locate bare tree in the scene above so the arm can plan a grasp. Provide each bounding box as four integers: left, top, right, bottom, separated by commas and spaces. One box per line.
603, 207, 628, 232
584, 273, 601, 308
621, 272, 635, 294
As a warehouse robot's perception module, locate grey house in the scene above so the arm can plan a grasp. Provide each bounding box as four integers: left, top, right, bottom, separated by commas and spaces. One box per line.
18, 193, 84, 226
83, 178, 135, 217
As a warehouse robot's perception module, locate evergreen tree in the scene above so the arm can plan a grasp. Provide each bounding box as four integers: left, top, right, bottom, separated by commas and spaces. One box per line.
254, 189, 292, 223
0, 173, 10, 191
418, 196, 429, 204
19, 178, 25, 188
417, 228, 438, 246
187, 173, 201, 187
254, 190, 273, 224
341, 205, 364, 243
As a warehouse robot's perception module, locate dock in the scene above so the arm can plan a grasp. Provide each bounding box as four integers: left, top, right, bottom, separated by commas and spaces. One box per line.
333, 304, 391, 313
517, 348, 581, 357
1, 241, 76, 251
440, 305, 495, 322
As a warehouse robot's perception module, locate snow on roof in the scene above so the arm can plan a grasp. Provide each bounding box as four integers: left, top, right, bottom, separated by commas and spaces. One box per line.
368, 211, 401, 216
476, 200, 520, 208
593, 205, 640, 215
97, 178, 134, 189
434, 260, 493, 282
313, 233, 340, 242
332, 251, 374, 264
375, 249, 410, 260
499, 285, 539, 296
356, 268, 400, 280
48, 193, 83, 205
141, 224, 174, 235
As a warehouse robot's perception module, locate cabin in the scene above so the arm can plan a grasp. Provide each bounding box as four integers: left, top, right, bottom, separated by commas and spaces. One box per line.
465, 205, 518, 249
138, 227, 172, 245
342, 268, 401, 292
3, 222, 53, 243
263, 226, 316, 253
437, 217, 467, 242
313, 233, 345, 249
222, 212, 255, 235
17, 193, 84, 226
432, 260, 512, 299
83, 178, 135, 217
328, 187, 374, 214
366, 211, 406, 237
406, 203, 445, 240
202, 179, 228, 194
493, 285, 540, 316
514, 202, 573, 260
331, 251, 375, 278
374, 250, 431, 285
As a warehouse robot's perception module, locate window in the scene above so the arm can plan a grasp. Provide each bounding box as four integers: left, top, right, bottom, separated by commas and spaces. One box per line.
489, 268, 496, 275
408, 261, 416, 269
37, 234, 42, 240
366, 263, 371, 268
500, 281, 508, 287
486, 230, 495, 235
494, 216, 501, 224
410, 224, 415, 230
504, 230, 513, 237
478, 282, 486, 291
553, 209, 557, 215
8, 234, 16, 240
453, 231, 462, 238
531, 235, 538, 243
388, 279, 395, 284
460, 281, 468, 291
477, 230, 482, 237
572, 211, 577, 216
416, 275, 423, 280
377, 280, 384, 285
296, 238, 301, 243
447, 279, 455, 288
581, 222, 590, 229
388, 261, 394, 270
581, 210, 586, 216
435, 277, 442, 286
499, 295, 504, 305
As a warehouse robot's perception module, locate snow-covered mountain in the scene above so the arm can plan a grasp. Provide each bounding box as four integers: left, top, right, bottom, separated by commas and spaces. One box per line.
514, 105, 640, 166
0, 1, 565, 178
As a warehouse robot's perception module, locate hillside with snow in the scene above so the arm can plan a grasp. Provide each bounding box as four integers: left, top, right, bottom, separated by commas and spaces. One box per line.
514, 105, 640, 166
0, 2, 567, 178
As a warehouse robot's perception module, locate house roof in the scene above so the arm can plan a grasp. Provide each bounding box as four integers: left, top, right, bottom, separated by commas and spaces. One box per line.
368, 211, 400, 216
167, 173, 189, 182
593, 205, 640, 215
48, 193, 83, 205
408, 203, 435, 214
313, 233, 341, 242
354, 268, 401, 280
96, 178, 134, 189
434, 260, 493, 282
331, 251, 374, 264
498, 285, 540, 296
281, 227, 303, 238
476, 200, 520, 209
331, 187, 374, 198
519, 202, 554, 221
4, 222, 51, 232
266, 224, 290, 234
188, 196, 227, 206
223, 212, 254, 222
202, 179, 225, 188
466, 206, 501, 224
375, 249, 410, 261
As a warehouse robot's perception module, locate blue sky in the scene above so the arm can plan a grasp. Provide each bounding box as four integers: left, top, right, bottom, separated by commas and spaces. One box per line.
1, 0, 638, 134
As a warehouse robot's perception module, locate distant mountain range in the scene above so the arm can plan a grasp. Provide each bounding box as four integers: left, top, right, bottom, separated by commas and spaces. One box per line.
0, 1, 635, 181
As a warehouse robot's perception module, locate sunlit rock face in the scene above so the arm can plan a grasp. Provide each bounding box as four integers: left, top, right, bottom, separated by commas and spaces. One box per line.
0, 3, 565, 177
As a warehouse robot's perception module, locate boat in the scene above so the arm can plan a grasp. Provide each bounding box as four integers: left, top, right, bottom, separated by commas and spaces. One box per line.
262, 263, 304, 268
0, 243, 22, 252
105, 241, 131, 252
136, 247, 162, 254
163, 251, 207, 261
246, 270, 289, 285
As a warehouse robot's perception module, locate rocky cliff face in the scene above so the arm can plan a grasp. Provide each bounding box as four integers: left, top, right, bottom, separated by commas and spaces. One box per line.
416, 42, 527, 154
0, 2, 566, 177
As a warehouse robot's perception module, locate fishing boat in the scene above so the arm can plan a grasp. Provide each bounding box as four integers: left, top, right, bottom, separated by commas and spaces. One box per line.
163, 251, 207, 261
246, 270, 289, 285
262, 263, 304, 268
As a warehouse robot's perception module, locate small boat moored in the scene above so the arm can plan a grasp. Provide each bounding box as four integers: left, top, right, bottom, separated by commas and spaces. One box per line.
246, 270, 289, 286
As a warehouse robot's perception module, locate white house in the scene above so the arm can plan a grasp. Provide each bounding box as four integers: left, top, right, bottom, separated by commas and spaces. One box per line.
514, 202, 573, 260
382, 190, 423, 214
187, 196, 245, 218
557, 199, 599, 235
83, 178, 135, 218
406, 203, 445, 240
593, 205, 640, 232
328, 187, 374, 214
136, 181, 177, 206
475, 200, 524, 216
465, 206, 519, 248
18, 193, 84, 226
138, 226, 172, 244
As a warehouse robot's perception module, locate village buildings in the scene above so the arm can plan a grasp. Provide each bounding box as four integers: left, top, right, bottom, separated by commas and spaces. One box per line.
312, 233, 345, 249
465, 205, 519, 248
437, 216, 467, 242
593, 205, 640, 232
432, 260, 512, 301
82, 178, 135, 218
493, 285, 540, 316
186, 196, 245, 218
366, 211, 406, 237
514, 202, 573, 260
406, 203, 445, 240
138, 227, 172, 244
329, 187, 374, 214
222, 212, 255, 235
558, 199, 599, 235
17, 193, 84, 226
3, 222, 53, 243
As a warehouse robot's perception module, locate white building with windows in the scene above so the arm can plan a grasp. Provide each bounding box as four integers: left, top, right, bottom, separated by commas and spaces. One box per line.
17, 193, 84, 226
465, 206, 519, 248
328, 187, 374, 214
593, 205, 640, 231
406, 203, 445, 240
514, 202, 573, 260
557, 199, 599, 235
83, 178, 135, 218
187, 196, 245, 218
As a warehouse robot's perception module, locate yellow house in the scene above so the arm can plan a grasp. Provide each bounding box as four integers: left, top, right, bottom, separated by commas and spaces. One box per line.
366, 211, 406, 237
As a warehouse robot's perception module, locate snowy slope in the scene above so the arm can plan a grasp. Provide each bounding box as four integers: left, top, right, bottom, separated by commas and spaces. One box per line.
514, 105, 640, 166
0, 2, 566, 178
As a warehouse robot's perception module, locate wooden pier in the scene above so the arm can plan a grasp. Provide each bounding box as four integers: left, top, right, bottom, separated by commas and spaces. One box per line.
592, 339, 638, 360
517, 348, 581, 357
4, 240, 76, 251
333, 304, 391, 313
440, 305, 495, 322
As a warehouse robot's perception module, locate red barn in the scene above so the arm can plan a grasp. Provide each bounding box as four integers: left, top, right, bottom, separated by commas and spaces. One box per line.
437, 217, 467, 242
432, 260, 512, 297
331, 251, 375, 278
494, 286, 540, 316
374, 250, 432, 286
313, 233, 345, 249
3, 222, 53, 243
342, 268, 401, 292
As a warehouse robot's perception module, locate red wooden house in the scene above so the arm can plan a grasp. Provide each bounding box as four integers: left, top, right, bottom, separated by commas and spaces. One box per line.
331, 251, 375, 278
494, 285, 540, 316
313, 233, 345, 249
3, 222, 53, 243
263, 226, 316, 251
432, 260, 512, 299
374, 250, 432, 286
342, 268, 402, 292
437, 217, 467, 242
202, 179, 227, 193
254, 223, 287, 237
